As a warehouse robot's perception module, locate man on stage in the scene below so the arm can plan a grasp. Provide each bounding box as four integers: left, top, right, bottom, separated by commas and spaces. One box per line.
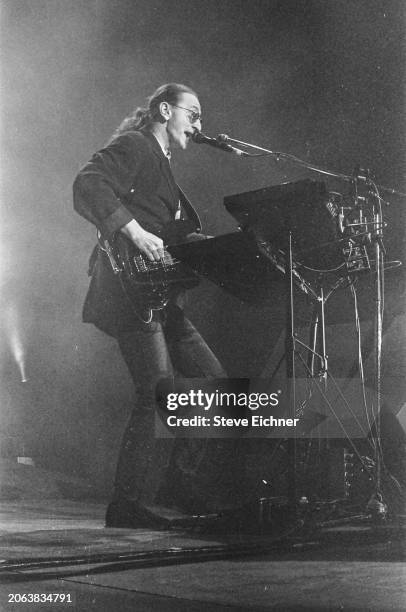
73, 83, 243, 528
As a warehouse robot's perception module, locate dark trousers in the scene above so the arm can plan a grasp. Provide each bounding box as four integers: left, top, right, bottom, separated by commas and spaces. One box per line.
113, 304, 245, 513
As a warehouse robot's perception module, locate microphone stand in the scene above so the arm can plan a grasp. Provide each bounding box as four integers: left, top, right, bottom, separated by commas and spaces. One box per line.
367, 187, 387, 519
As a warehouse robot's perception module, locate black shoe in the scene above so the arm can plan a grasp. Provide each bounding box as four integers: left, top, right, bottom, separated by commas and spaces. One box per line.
105, 499, 170, 530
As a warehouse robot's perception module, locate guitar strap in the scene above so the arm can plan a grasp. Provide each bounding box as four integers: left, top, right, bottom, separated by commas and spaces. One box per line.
177, 185, 202, 233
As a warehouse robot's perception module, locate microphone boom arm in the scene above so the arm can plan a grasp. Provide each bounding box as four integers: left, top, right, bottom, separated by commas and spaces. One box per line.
218, 134, 406, 197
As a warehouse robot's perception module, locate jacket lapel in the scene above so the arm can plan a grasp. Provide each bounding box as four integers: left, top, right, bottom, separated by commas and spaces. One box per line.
141, 130, 179, 207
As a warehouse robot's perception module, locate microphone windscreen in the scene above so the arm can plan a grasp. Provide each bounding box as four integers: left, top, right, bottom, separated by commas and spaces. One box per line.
192, 131, 209, 144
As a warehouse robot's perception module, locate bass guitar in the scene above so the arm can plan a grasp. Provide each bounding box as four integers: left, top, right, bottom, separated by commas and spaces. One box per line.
98, 220, 200, 323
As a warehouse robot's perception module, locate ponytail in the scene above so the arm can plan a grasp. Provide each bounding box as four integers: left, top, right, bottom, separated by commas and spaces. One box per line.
110, 83, 197, 140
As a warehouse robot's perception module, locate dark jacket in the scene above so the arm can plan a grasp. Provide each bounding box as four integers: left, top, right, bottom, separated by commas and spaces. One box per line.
73, 129, 200, 336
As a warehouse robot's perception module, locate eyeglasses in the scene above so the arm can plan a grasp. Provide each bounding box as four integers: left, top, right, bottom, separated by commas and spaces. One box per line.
170, 104, 202, 124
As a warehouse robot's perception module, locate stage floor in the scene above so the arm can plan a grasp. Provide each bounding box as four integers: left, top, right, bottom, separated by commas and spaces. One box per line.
0, 499, 405, 611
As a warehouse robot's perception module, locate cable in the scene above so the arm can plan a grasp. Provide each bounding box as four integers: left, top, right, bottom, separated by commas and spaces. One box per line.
295, 351, 374, 466
350, 282, 375, 435
297, 262, 347, 274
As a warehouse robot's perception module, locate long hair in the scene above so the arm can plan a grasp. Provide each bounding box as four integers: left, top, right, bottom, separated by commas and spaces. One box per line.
111, 83, 197, 139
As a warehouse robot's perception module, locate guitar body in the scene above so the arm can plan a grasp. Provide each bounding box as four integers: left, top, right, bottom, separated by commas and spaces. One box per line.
100, 221, 200, 322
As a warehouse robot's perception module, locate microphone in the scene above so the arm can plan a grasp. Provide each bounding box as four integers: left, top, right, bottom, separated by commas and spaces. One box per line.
192, 131, 247, 156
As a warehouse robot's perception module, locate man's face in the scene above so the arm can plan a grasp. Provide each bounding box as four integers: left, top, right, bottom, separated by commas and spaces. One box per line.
166, 92, 202, 150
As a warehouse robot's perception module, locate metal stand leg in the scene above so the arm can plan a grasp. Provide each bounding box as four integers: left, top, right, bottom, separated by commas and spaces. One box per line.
285, 232, 297, 509
366, 215, 387, 519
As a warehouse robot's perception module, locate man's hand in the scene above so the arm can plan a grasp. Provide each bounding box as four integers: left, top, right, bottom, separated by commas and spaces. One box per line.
120, 219, 164, 262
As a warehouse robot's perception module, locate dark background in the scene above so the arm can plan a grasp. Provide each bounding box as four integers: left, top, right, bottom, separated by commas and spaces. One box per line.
1, 0, 404, 493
